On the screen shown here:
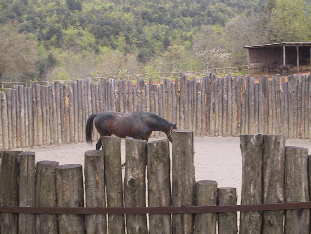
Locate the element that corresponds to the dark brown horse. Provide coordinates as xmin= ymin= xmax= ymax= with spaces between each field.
xmin=86 ymin=111 xmax=177 ymax=150
xmin=280 ymin=64 xmax=294 ymax=75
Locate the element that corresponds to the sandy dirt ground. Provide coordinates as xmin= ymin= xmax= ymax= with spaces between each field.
xmin=16 ymin=136 xmax=311 ymax=205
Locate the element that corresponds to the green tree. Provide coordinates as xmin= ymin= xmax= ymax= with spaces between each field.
xmin=0 ymin=23 xmax=37 ymax=83
xmin=265 ymin=0 xmax=310 ymax=42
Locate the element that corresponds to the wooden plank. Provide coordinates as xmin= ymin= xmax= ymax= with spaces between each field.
xmin=218 ymin=187 xmax=238 ymax=234
xmin=147 ymin=140 xmax=171 ymax=234
xmin=285 ymin=147 xmax=309 ymax=233
xmin=18 ymin=85 xmax=26 ymax=147
xmin=35 ymin=161 xmax=59 ymax=233
xmin=258 ymin=78 xmax=264 ymax=134
xmin=218 ymin=78 xmax=223 ymax=136
xmin=227 ymin=75 xmax=233 ymax=136
xmin=11 ymin=89 xmax=17 ymax=149
xmin=172 ymin=130 xmax=195 ymax=234
xmin=254 ymin=83 xmax=259 ymax=133
xmin=84 ymin=150 xmax=107 ymax=234
xmin=40 ymin=85 xmax=47 ymax=145
xmin=303 ymin=75 xmax=309 ymax=138
xmin=249 ymin=77 xmax=255 ymax=134
xmin=77 ymin=80 xmax=83 ymax=142
xmin=210 ymin=77 xmax=216 ymax=136
xmin=194 ymin=180 xmax=218 ymax=234
xmin=240 ymin=134 xmax=263 ymax=233
xmin=262 ymin=135 xmax=285 ymax=233
xmin=223 ymin=76 xmax=228 ymax=135
xmin=287 ymin=76 xmax=294 ymax=138
xmin=6 ymin=89 xmax=12 ymax=149
xmin=196 ymin=79 xmax=202 ymax=136
xmin=18 ymin=152 xmax=36 ymax=234
xmin=1 ymin=92 xmax=9 ymax=149
xmin=231 ymin=76 xmax=237 ymax=136
xmin=68 ymin=84 xmax=75 ymax=142
xmin=102 ymin=137 xmax=125 ymax=234
xmin=124 ymin=138 xmax=148 ymax=233
xmin=0 ymin=151 xmax=22 ymax=234
xmin=297 ymin=76 xmax=303 ymax=138
xmin=240 ymin=78 xmax=246 ymax=135
xmin=56 ymin=164 xmax=85 ymax=233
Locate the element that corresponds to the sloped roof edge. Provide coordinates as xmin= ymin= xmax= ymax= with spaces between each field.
xmin=244 ymin=42 xmax=311 ymax=49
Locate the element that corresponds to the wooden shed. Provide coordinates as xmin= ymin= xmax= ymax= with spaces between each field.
xmin=244 ymin=42 xmax=311 ymax=74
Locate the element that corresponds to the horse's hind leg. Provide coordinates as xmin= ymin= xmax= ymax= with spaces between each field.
xmin=96 ymin=138 xmax=102 ymax=150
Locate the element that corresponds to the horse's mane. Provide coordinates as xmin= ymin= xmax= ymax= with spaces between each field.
xmin=135 ymin=111 xmax=173 ymax=128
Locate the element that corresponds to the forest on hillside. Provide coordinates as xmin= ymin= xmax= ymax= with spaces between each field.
xmin=0 ymin=0 xmax=311 ymax=82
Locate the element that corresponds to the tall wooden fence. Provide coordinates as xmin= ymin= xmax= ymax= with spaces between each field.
xmin=0 ymin=132 xmax=310 ymax=233
xmin=1 ymin=73 xmax=311 ymax=149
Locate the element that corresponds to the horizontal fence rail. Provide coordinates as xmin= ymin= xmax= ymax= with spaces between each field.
xmin=1 ymin=73 xmax=311 ymax=149
xmin=1 ymin=202 xmax=311 ymax=214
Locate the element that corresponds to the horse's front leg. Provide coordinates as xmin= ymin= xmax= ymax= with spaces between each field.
xmin=96 ymin=138 xmax=102 ymax=150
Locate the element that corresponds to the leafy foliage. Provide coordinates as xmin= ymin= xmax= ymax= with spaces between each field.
xmin=0 ymin=0 xmax=311 ymax=81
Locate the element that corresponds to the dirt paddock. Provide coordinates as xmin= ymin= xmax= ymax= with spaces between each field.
xmin=16 ymin=136 xmax=311 ymax=205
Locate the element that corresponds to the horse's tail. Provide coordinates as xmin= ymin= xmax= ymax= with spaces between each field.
xmin=86 ymin=114 xmax=97 ymax=144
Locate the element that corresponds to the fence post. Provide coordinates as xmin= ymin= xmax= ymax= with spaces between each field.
xmin=102 ymin=136 xmax=125 ymax=234
xmin=0 ymin=151 xmax=22 ymax=234
xmin=218 ymin=187 xmax=237 ymax=234
xmin=262 ymin=135 xmax=285 ymax=234
xmin=194 ymin=180 xmax=218 ymax=234
xmin=18 ymin=151 xmax=36 ymax=234
xmin=35 ymin=161 xmax=59 ymax=234
xmin=240 ymin=134 xmax=263 ymax=234
xmin=284 ymin=147 xmax=309 ymax=233
xmin=147 ymin=139 xmax=171 ymax=234
xmin=84 ymin=150 xmax=107 ymax=234
xmin=124 ymin=137 xmax=148 ymax=234
xmin=56 ymin=164 xmax=85 ymax=234
xmin=172 ymin=129 xmax=195 ymax=234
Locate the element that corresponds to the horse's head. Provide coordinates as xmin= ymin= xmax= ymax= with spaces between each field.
xmin=167 ymin=124 xmax=177 ymax=142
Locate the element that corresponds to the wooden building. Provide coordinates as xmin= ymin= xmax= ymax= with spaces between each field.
xmin=244 ymin=42 xmax=311 ymax=74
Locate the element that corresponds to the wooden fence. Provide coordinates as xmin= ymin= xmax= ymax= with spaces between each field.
xmin=1 ymin=73 xmax=311 ymax=149
xmin=0 ymin=132 xmax=310 ymax=233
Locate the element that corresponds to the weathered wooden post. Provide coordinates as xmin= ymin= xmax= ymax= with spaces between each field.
xmin=56 ymin=164 xmax=85 ymax=234
xmin=36 ymin=160 xmax=59 ymax=234
xmin=124 ymin=137 xmax=148 ymax=234
xmin=0 ymin=151 xmax=22 ymax=234
xmin=218 ymin=187 xmax=237 ymax=234
xmin=284 ymin=147 xmax=309 ymax=233
xmin=18 ymin=152 xmax=36 ymax=234
xmin=84 ymin=150 xmax=107 ymax=234
xmin=194 ymin=180 xmax=218 ymax=234
xmin=262 ymin=135 xmax=285 ymax=234
xmin=102 ymin=136 xmax=125 ymax=234
xmin=172 ymin=129 xmax=195 ymax=234
xmin=147 ymin=139 xmax=171 ymax=234
xmin=240 ymin=134 xmax=263 ymax=234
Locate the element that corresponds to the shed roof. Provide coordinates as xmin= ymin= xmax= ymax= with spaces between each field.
xmin=244 ymin=42 xmax=311 ymax=49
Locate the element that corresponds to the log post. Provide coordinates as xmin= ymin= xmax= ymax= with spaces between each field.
xmin=194 ymin=180 xmax=218 ymax=234
xmin=124 ymin=137 xmax=148 ymax=234
xmin=102 ymin=136 xmax=125 ymax=234
xmin=35 ymin=161 xmax=59 ymax=234
xmin=18 ymin=152 xmax=36 ymax=234
xmin=284 ymin=147 xmax=309 ymax=233
xmin=147 ymin=139 xmax=171 ymax=234
xmin=240 ymin=134 xmax=263 ymax=234
xmin=84 ymin=150 xmax=107 ymax=234
xmin=0 ymin=151 xmax=22 ymax=234
xmin=217 ymin=187 xmax=237 ymax=234
xmin=56 ymin=164 xmax=85 ymax=234
xmin=262 ymin=135 xmax=285 ymax=234
xmin=172 ymin=130 xmax=195 ymax=234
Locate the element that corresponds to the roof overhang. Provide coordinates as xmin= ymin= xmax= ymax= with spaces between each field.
xmin=244 ymin=42 xmax=311 ymax=49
